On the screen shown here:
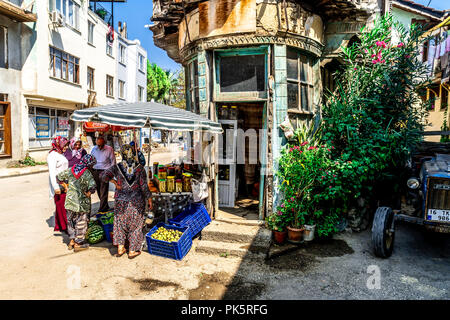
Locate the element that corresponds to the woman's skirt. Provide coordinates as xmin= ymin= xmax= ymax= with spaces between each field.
xmin=113 ymin=199 xmax=146 ymax=252
xmin=53 ymin=193 xmax=68 ymax=232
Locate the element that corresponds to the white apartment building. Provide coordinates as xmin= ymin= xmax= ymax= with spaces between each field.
xmin=0 ymin=0 xmax=148 ymax=165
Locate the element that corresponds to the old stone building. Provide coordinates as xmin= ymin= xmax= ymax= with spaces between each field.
xmin=149 ymin=0 xmax=388 ymax=218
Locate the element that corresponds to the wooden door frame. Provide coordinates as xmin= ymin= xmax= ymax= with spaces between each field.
xmin=0 ymin=101 xmax=11 ymax=157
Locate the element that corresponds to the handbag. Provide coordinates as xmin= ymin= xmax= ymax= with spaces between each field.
xmin=191 ymin=170 xmax=209 ymax=202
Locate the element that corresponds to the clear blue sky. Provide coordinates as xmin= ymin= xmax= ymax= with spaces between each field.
xmin=112 ymin=0 xmax=182 ymax=73
xmin=414 ymin=0 xmax=449 ymax=11
xmin=111 ymin=0 xmax=449 ymax=73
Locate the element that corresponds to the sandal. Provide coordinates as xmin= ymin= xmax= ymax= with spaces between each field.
xmin=115 ymin=247 xmax=127 ymax=257
xmin=73 ymin=243 xmax=89 ymax=252
xmin=68 ymin=240 xmax=75 ymax=250
xmin=128 ymin=251 xmax=141 ymax=259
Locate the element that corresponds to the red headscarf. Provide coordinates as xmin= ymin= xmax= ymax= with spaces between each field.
xmin=49 ymin=136 xmax=69 ymax=154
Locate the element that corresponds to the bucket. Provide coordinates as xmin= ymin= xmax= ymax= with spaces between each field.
xmin=303 ymin=224 xmax=315 ymax=242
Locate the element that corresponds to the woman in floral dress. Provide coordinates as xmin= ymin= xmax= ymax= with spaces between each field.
xmin=57 ymin=154 xmax=97 ymax=252
xmin=100 ymin=144 xmax=151 ymax=259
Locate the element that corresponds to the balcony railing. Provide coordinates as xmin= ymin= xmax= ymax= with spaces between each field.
xmin=89 ymin=2 xmax=112 ymax=25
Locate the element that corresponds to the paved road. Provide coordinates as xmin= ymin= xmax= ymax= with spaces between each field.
xmin=0 ymin=170 xmax=448 ymax=299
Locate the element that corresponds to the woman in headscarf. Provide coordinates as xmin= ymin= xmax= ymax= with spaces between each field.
xmin=100 ymin=144 xmax=151 ymax=259
xmin=47 ymin=136 xmax=70 ymax=233
xmin=65 ymin=137 xmax=87 ymax=168
xmin=57 ymin=154 xmax=97 ymax=252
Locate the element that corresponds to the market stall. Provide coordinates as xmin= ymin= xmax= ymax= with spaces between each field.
xmin=71 ymin=102 xmax=222 ymax=258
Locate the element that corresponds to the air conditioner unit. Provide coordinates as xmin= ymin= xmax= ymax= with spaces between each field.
xmin=50 ymin=11 xmax=65 ymax=27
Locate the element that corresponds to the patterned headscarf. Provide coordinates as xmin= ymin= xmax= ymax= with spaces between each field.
xmin=72 ymin=154 xmax=97 ymax=179
xmin=49 ymin=136 xmax=69 ymax=154
xmin=120 ymin=144 xmax=138 ymax=177
xmin=69 ymin=137 xmax=84 ymax=159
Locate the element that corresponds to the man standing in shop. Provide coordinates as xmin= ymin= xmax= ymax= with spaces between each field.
xmin=91 ymin=136 xmax=116 ymax=213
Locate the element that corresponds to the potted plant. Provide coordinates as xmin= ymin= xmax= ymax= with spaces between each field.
xmin=266 ymin=213 xmax=287 ymax=245
xmin=286 ymin=211 xmax=305 ymax=243
xmin=303 ymin=216 xmax=316 ymax=242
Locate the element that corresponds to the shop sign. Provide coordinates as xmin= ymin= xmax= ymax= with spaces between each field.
xmin=58 ymin=117 xmax=69 ymax=130
xmin=36 ymin=116 xmax=50 ymax=138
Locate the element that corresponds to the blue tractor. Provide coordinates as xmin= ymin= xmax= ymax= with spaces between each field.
xmin=372 ymin=153 xmax=450 ymax=258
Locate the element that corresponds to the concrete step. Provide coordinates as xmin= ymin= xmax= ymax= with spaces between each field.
xmin=195 ymin=240 xmax=267 ymax=258
xmin=201 ymin=220 xmax=268 ymax=244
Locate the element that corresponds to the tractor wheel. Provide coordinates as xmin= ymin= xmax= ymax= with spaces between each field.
xmin=372 ymin=207 xmax=395 ymax=258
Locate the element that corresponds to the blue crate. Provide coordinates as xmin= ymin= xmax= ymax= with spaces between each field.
xmin=102 ymin=223 xmax=113 ymax=243
xmin=168 ymin=203 xmax=211 ymax=239
xmin=145 ymin=222 xmax=192 ymax=260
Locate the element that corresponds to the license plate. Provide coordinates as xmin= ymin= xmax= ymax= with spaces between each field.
xmin=427 ymin=209 xmax=450 ymax=222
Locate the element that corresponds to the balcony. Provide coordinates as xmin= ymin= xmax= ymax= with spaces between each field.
xmin=89 ymin=2 xmax=112 ymax=25
xmin=0 ymin=0 xmax=36 ymax=22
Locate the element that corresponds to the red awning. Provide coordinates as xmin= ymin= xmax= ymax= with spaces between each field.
xmin=83 ymin=122 xmax=136 ymax=132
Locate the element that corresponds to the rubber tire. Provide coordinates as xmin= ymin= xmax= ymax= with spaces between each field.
xmin=372 ymin=207 xmax=395 ymax=258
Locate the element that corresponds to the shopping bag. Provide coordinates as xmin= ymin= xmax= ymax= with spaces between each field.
xmin=191 ymin=171 xmax=209 ymax=202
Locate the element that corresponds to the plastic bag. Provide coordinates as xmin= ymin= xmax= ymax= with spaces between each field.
xmin=191 ymin=171 xmax=209 ymax=202
xmin=279 ymin=115 xmax=295 ymax=140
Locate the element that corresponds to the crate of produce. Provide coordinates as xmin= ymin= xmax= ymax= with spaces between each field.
xmin=97 ymin=211 xmax=114 ymax=243
xmin=102 ymin=223 xmax=113 ymax=243
xmin=168 ymin=202 xmax=211 ymax=238
xmin=145 ymin=222 xmax=192 ymax=260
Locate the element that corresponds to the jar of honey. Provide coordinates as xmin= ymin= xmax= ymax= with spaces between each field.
xmin=159 ymin=179 xmax=166 ymax=193
xmin=167 ymin=176 xmax=175 ymax=193
xmin=182 ymin=173 xmax=193 ymax=192
xmin=158 ymin=167 xmax=167 ymax=180
xmin=175 ymin=179 xmax=183 ymax=193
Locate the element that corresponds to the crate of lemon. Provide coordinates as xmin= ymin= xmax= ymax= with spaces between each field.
xmin=145 ymin=222 xmax=192 ymax=260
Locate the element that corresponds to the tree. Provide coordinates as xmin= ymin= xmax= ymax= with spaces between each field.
xmin=166 ymin=69 xmax=186 ymax=109
xmin=147 ymin=61 xmax=171 ymax=103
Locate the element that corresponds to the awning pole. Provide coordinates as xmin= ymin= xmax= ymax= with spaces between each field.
xmin=148 ymin=124 xmax=152 ymax=176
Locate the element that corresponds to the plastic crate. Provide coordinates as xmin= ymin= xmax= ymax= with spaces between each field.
xmin=169 ymin=203 xmax=211 ymax=239
xmin=102 ymin=223 xmax=113 ymax=243
xmin=145 ymin=222 xmax=192 ymax=260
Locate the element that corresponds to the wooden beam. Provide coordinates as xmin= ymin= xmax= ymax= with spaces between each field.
xmin=0 ymin=0 xmax=37 ymax=22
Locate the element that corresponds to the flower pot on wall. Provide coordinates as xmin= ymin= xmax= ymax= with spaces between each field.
xmin=273 ymin=230 xmax=287 ymax=244
xmin=303 ymin=224 xmax=316 ymax=242
xmin=287 ymin=226 xmax=304 ymax=243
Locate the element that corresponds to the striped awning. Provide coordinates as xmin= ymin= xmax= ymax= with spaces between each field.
xmin=71 ymin=102 xmax=223 ymax=133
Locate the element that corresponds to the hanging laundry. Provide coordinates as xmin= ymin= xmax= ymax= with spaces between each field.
xmin=427 ymin=38 xmax=437 ymax=76
xmin=440 ymin=31 xmax=447 ymax=57
xmin=441 ymin=52 xmax=449 ymax=84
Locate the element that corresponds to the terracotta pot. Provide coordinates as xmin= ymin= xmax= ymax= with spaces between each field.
xmin=287 ymin=226 xmax=305 ymax=242
xmin=273 ymin=230 xmax=287 ymax=244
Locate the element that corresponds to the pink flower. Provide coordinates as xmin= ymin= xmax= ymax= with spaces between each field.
xmin=327 ymin=148 xmax=331 ymax=152
xmin=381 ymin=59 xmax=385 ymax=63
xmin=376 ymin=41 xmax=387 ymax=48
xmin=397 ymin=42 xmax=404 ymax=48
xmin=301 ymin=141 xmax=308 ymax=146
xmin=290 ymin=197 xmax=294 ymax=201
xmin=405 ymin=55 xmax=411 ymax=58
xmin=277 ymin=211 xmax=282 ymax=216
xmin=371 ymin=54 xmax=376 ymax=58
xmin=364 ymin=49 xmax=368 ymax=53
xmin=321 ymin=176 xmax=324 ymax=179
xmin=333 ymin=175 xmax=336 ymax=178
xmin=329 ymin=186 xmax=332 ymax=189
xmin=372 ymin=60 xmax=378 ymax=64
xmin=281 ymin=203 xmax=285 ymax=208
xmin=354 ymin=67 xmax=357 ymax=71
